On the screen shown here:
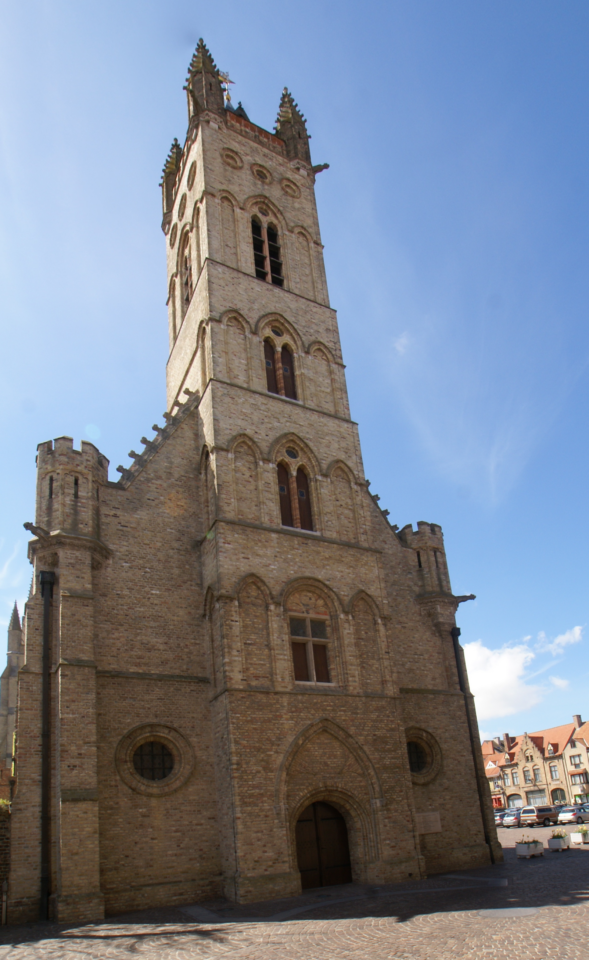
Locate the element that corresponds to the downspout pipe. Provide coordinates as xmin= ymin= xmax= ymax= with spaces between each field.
xmin=39 ymin=570 xmax=55 ymax=921
xmin=450 ymin=626 xmax=496 ymax=864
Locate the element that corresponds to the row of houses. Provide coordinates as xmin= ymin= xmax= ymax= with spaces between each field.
xmin=483 ymin=715 xmax=589 ymax=809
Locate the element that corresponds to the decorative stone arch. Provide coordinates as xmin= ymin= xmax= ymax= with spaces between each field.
xmin=327 ymin=459 xmax=358 ymax=484
xmin=280 ymin=578 xmax=346 ymax=685
xmin=256 ymin=315 xmax=305 ymax=403
xmin=280 ymin=576 xmax=344 ymax=616
xmin=235 ymin=573 xmax=274 ymax=688
xmin=346 ymin=589 xmax=382 ymax=619
xmin=167 ymin=274 xmax=179 ymax=342
xmin=217 ymin=188 xmax=243 ymax=210
xmin=191 ymin=200 xmax=204 ymax=276
xmin=308 ymin=340 xmax=336 ymax=363
xmin=256 ymin=313 xmax=303 ymax=354
xmin=199 ymin=444 xmax=217 ymax=533
xmin=220 ymin=309 xmax=253 ymax=336
xmin=275 ymin=718 xmax=384 ymax=876
xmin=269 ymin=433 xmax=322 ymax=476
xmin=202 ymin=586 xmax=218 ymax=688
xmin=217 ymin=191 xmax=240 ymax=270
xmin=292 ymin=225 xmax=318 ymax=300
xmin=235 ymin=572 xmax=274 ymax=605
xmin=227 ymin=432 xmax=263 ymax=460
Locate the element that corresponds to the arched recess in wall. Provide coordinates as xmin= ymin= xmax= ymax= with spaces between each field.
xmin=199 ymin=324 xmax=209 ymax=394
xmin=232 ymin=439 xmax=261 ymax=523
xmin=295 ymin=229 xmax=316 ymax=300
xmin=330 ymin=464 xmax=357 ymax=542
xmin=203 ymin=587 xmax=220 ymax=689
xmin=310 ymin=346 xmax=335 ymax=413
xmin=220 ymin=194 xmax=238 ymax=269
xmin=237 ymin=576 xmax=273 ymax=686
xmin=350 ymin=593 xmax=383 ymax=694
xmin=225 ymin=314 xmax=249 ymax=386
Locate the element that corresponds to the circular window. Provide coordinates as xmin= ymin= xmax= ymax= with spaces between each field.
xmin=178 ymin=193 xmax=187 ymax=220
xmin=281 ymin=178 xmax=301 ymax=198
xmin=271 ymin=326 xmax=283 ymax=337
xmin=405 ymin=727 xmax=442 ymax=785
xmin=187 ymin=161 xmax=197 ymax=189
xmin=133 ymin=741 xmax=174 ymax=781
xmin=286 ymin=447 xmax=298 ymax=459
xmin=407 ymin=740 xmax=429 ymax=773
xmin=252 ymin=163 xmax=272 ymax=184
xmin=169 ymin=223 xmax=178 ymax=248
xmin=115 ymin=723 xmax=194 ymax=797
xmin=221 ymin=148 xmax=243 ymax=169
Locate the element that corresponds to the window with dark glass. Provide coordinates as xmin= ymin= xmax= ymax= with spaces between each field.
xmin=407 ymin=740 xmax=428 ymax=773
xmin=290 ymin=615 xmax=331 ymax=683
xmin=296 ymin=467 xmax=313 ymax=530
xmin=48 ymin=475 xmax=53 ymax=499
xmin=251 ymin=218 xmax=284 ymax=287
xmin=267 ymin=224 xmax=284 ymax=286
xmin=277 ymin=462 xmax=294 ymax=527
xmin=133 ymin=741 xmax=174 ymax=781
xmin=181 ymin=234 xmax=194 ymax=313
xmin=264 ymin=339 xmax=278 ymax=394
xmin=281 ymin=345 xmax=297 ymax=399
xmin=251 ymin=217 xmax=267 ymax=280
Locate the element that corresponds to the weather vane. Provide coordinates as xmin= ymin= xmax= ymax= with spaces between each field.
xmin=218 ymin=71 xmax=235 ymax=104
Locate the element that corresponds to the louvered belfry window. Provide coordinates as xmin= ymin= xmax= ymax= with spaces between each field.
xmin=251 ymin=217 xmax=284 ymax=287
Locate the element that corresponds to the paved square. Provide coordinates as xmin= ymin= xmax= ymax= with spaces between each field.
xmin=1 ymin=827 xmax=588 ymax=959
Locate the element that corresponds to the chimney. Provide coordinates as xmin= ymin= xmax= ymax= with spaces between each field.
xmin=573 ymin=714 xmax=582 ymax=729
xmin=503 ymin=733 xmax=511 ymax=751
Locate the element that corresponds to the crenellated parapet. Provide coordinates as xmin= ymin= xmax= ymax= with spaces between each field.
xmin=35 ymin=436 xmax=109 ymax=541
xmin=398 ymin=521 xmax=452 ymax=596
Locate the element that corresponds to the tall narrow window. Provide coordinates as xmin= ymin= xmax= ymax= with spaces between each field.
xmin=264 ymin=339 xmax=279 ymax=394
xmin=48 ymin=476 xmax=53 ymax=499
xmin=533 ymin=766 xmax=540 ymax=782
xmin=251 ymin=217 xmax=284 ymax=287
xmin=267 ymin=224 xmax=283 ymax=286
xmin=289 ymin=615 xmax=331 ymax=683
xmin=277 ymin=463 xmax=294 ymax=527
xmin=281 ymin=345 xmax=297 ymax=399
xmin=296 ymin=468 xmax=313 ymax=531
xmin=73 ymin=476 xmax=79 ymax=499
xmin=251 ymin=218 xmax=267 ymax=280
xmin=180 ymin=233 xmax=193 ymax=315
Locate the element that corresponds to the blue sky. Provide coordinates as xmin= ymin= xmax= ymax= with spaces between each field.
xmin=1 ymin=0 xmax=587 ymax=740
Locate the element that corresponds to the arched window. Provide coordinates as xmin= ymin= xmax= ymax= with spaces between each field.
xmin=251 ymin=217 xmax=284 ymax=286
xmin=180 ymin=233 xmax=193 ymax=315
xmin=264 ymin=339 xmax=279 ymax=394
xmin=296 ymin=467 xmax=313 ymax=531
xmin=169 ymin=279 xmax=177 ymax=340
xmin=551 ymin=788 xmax=566 ymax=804
xmin=277 ymin=463 xmax=294 ymax=527
xmin=281 ymin=345 xmax=297 ymax=400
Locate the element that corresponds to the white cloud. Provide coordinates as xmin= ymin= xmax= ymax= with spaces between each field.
xmin=550 ymin=676 xmax=569 ymax=690
xmin=537 ymin=626 xmax=583 ymax=657
xmin=463 ymin=639 xmax=543 ymax=721
xmin=393 ymin=332 xmax=409 ymax=355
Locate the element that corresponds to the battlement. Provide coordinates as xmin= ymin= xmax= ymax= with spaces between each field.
xmin=36 ymin=437 xmax=109 ymax=479
xmin=398 ymin=521 xmax=444 ymax=548
xmin=34 ymin=437 xmax=109 ymax=539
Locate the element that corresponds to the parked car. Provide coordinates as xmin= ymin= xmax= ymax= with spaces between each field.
xmin=557 ymin=804 xmax=589 ymax=825
xmin=518 ymin=805 xmax=560 ymax=827
xmin=494 ymin=810 xmax=509 ymax=825
xmin=502 ymin=808 xmax=522 ymax=828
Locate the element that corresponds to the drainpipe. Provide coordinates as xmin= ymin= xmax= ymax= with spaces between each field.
xmin=451 ymin=626 xmax=496 ymax=864
xmin=39 ymin=570 xmax=55 ymax=921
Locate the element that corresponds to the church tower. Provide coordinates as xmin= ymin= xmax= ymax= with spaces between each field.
xmin=8 ymin=41 xmax=500 ymax=923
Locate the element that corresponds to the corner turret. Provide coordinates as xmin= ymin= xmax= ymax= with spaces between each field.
xmin=160 ymin=138 xmax=183 ymax=231
xmin=398 ymin=521 xmax=452 ymax=595
xmin=274 ymin=88 xmax=311 ymax=164
xmin=34 ymin=437 xmax=109 ymax=541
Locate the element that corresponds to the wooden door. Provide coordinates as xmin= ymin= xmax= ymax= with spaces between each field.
xmin=295 ymin=801 xmax=352 ymax=889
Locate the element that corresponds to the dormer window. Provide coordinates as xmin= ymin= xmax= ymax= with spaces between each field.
xmin=547 ymin=744 xmax=554 ymax=755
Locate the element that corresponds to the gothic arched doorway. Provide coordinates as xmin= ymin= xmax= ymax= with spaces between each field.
xmin=295 ymin=801 xmax=352 ymax=889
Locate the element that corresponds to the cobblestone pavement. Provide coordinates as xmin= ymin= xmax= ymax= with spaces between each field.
xmin=1 ymin=826 xmax=588 ymax=959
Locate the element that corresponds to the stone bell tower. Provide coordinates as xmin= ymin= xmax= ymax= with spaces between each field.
xmin=9 ymin=39 xmax=499 ymax=924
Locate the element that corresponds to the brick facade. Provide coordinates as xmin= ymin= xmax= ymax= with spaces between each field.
xmin=7 ymin=40 xmax=501 ymax=924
